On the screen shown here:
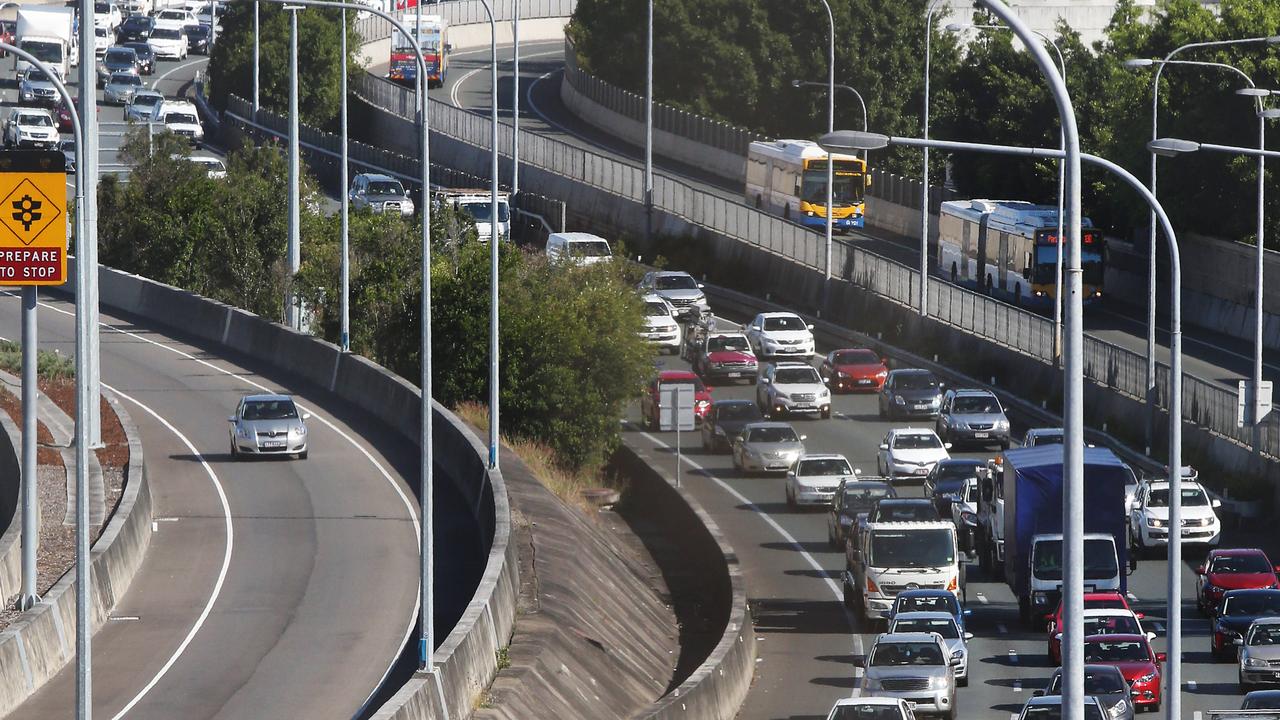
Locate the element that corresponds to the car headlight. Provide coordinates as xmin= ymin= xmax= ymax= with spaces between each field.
xmin=819 ymin=388 xmax=829 ymax=398
xmin=1147 ymin=517 xmax=1166 ymax=528
xmin=1246 ymin=656 xmax=1270 ymax=668
xmin=950 ymin=649 xmax=964 ymax=662
xmin=952 ymin=421 xmax=968 ymax=430
xmin=237 ymin=426 xmax=252 ymax=439
xmin=927 ymin=674 xmax=948 ymax=689
xmin=996 ymin=419 xmax=1010 ymax=429
xmin=290 ymin=425 xmax=305 ymax=436
xmin=894 ymin=395 xmax=906 ymax=405
xmin=1108 ymin=699 xmax=1129 ymax=719
xmin=695 ymin=400 xmax=709 ymax=410
xmin=837 ymin=371 xmax=849 ymax=378
xmin=1205 ymin=584 xmax=1222 ymax=594
xmin=876 ymin=370 xmax=887 ymax=378
xmin=1134 ymin=670 xmax=1157 ymax=685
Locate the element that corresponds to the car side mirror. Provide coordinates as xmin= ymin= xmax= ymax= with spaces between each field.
xmin=1274 ymin=564 xmax=1280 ymax=575
xmin=879 ymin=443 xmax=888 ymax=451
xmin=732 ymin=435 xmax=744 ymax=444
xmin=944 ymin=442 xmax=953 ymax=450
xmin=1195 ymin=565 xmax=1205 ymax=575
xmin=761 ymin=377 xmax=770 ymax=384
xmin=1211 ymin=498 xmax=1222 ymax=508
xmin=697 ymin=282 xmax=705 ymax=289
xmin=1156 ymin=652 xmax=1168 ymax=662
xmin=963 ymin=632 xmax=974 ymax=640
xmin=962 ymin=608 xmax=972 ymax=616
xmin=806 ymin=323 xmax=815 ymax=330
xmin=853 ymin=656 xmax=865 ymax=668
xmin=881 ymin=357 xmax=889 ymax=365
xmin=1135 ymin=612 xmax=1145 ymax=620
xmin=302 ymin=412 xmax=312 ymax=420
xmin=822 ymin=377 xmax=829 ymax=384
xmin=1234 ymin=638 xmax=1244 ymax=646
xmin=444 ymin=42 xmax=453 ymax=52
xmin=800 ymin=435 xmax=808 ymax=441
xmin=227 ymin=415 xmax=237 ymax=423
xmin=1147 ymin=632 xmax=1157 ymax=642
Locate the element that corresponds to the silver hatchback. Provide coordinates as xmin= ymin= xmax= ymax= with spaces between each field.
xmin=935 ymin=388 xmax=1011 ymax=449
xmin=730 ymin=421 xmax=806 ymax=474
xmin=228 ymin=394 xmax=310 ymax=459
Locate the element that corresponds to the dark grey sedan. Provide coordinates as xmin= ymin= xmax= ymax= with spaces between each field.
xmin=1036 ymin=665 xmax=1133 ymax=720
xmin=229 ymin=394 xmax=310 ymax=459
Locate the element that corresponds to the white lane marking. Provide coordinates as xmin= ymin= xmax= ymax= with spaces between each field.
xmin=25 ymin=295 xmax=421 ymax=713
xmin=1186 ymin=680 xmax=1196 ymax=691
xmin=1007 ymin=649 xmax=1018 ymax=664
xmin=105 ymin=382 xmax=233 ymax=720
xmin=977 ymin=592 xmax=989 ymax=604
xmin=636 ymin=427 xmax=863 ymax=680
xmin=1013 ymin=679 xmax=1022 ymax=692
xmin=447 ymin=48 xmax=562 ymax=109
xmin=1194 ymin=712 xmax=1203 ymax=720
xmin=151 ymin=57 xmax=208 ymax=91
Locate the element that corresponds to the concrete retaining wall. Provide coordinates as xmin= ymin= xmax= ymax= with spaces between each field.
xmin=0 ymin=408 xmax=22 ymax=610
xmin=0 ymin=387 xmax=150 ymax=717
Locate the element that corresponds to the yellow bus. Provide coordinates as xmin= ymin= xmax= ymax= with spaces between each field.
xmin=745 ymin=139 xmax=869 ymax=230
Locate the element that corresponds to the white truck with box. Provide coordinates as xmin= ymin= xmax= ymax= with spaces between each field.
xmin=843 ymin=519 xmax=963 ymax=625
xmin=16 ymin=7 xmax=78 ymax=80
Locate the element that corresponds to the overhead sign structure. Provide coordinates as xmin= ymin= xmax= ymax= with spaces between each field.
xmin=0 ymin=150 xmax=67 ymax=286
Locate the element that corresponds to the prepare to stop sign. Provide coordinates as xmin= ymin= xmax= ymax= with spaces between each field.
xmin=0 ymin=151 xmax=67 ymax=286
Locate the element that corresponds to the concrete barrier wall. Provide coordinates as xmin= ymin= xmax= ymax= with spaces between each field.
xmin=0 ymin=387 xmax=150 ymax=716
xmin=0 ymin=408 xmax=22 ymax=609
xmin=64 ymin=259 xmax=516 ymax=720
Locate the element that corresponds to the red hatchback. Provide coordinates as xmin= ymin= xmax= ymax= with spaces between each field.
xmin=1083 ymin=633 xmax=1166 ymax=712
xmin=1046 ymin=592 xmax=1141 ymax=660
xmin=819 ymin=348 xmax=889 ymax=393
xmin=640 ymin=371 xmax=712 ymax=429
xmin=1196 ymin=548 xmax=1280 ymax=615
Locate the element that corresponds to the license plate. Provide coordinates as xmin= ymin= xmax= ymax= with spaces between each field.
xmin=973 ymin=432 xmax=989 ymax=438
xmin=727 ymin=372 xmax=742 ymax=378
xmin=914 ymin=404 xmax=929 ymax=410
xmin=262 ymin=440 xmax=285 ymax=448
xmin=1182 ymin=528 xmax=1194 ymax=536
xmin=858 ymin=379 xmax=872 ymax=385
xmin=914 ymin=468 xmax=928 ymax=475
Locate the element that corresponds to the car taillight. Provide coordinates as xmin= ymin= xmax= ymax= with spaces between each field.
xmin=947 ymin=576 xmax=958 ymax=592
xmin=866 ymin=577 xmax=879 ymax=593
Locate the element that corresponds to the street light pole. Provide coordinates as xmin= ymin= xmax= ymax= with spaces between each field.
xmin=479 ymin=0 xmax=499 ymax=470
xmin=253 ymin=1 xmax=260 ymax=115
xmin=814 ymin=0 xmax=833 ymax=313
xmin=511 ymin=0 xmax=519 ymax=196
xmin=643 ymin=0 xmax=653 ymax=245
xmin=285 ymin=5 xmax=302 ymax=330
xmin=919 ymin=0 xmax=948 ymax=317
xmin=950 ymin=22 xmax=1065 ymax=362
xmin=340 ymin=6 xmax=350 ymax=352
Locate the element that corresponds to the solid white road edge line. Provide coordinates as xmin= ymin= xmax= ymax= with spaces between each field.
xmin=24 ymin=295 xmax=421 ymax=716
xmin=635 ymin=426 xmax=864 ymax=683
xmin=151 ymin=56 xmax=209 ymax=92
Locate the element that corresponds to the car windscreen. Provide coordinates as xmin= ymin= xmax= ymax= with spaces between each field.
xmin=892 ymin=434 xmax=941 ymax=450
xmin=654 ymin=274 xmax=697 ymax=290
xmin=894 ymin=594 xmax=955 ymax=615
xmin=165 ymin=113 xmax=198 ymax=124
xmin=1083 ymin=597 xmax=1127 ymax=611
xmin=122 ymin=17 xmax=152 ymax=30
xmin=829 ymin=706 xmax=906 ymax=720
xmin=644 ymin=301 xmax=670 ymax=317
xmin=1211 ymin=554 xmax=1274 ymax=574
xmin=568 ymin=240 xmax=610 ymax=257
xmin=459 ymin=201 xmax=510 ymax=223
xmin=1224 ymin=594 xmax=1280 ymax=617
xmin=124 ymin=44 xmax=154 ymax=57
xmin=869 ymin=641 xmax=944 ymax=666
xmin=931 ymin=477 xmax=967 ymax=496
xmin=1020 ymin=707 xmax=1105 ymax=720
xmin=1147 ymin=486 xmax=1209 ymax=507
xmin=1248 ymin=625 xmax=1280 ymax=646
xmin=774 ymin=368 xmax=820 ymax=384
xmin=1033 ymin=539 xmax=1117 ymax=581
xmin=714 ymin=404 xmax=760 ymax=422
xmin=953 ymin=395 xmax=1000 ymax=413
xmin=707 ymin=335 xmax=749 ymax=353
xmin=17 ymin=114 xmax=52 ymax=127
xmin=746 ymin=426 xmax=798 ymax=444
xmin=21 ymin=41 xmax=63 ymax=62
xmin=868 ymin=528 xmax=954 ymax=568
xmin=843 ymin=485 xmax=892 ymax=509
xmin=1029 ymin=431 xmax=1065 ymax=446
xmin=131 ymin=94 xmax=162 ymax=107
xmin=152 ymin=28 xmax=181 ymax=39
xmin=797 ymin=458 xmax=852 ymax=476
xmin=1048 ymin=669 xmax=1127 ymax=695
xmin=242 ymin=400 xmax=298 ymax=420
xmin=1083 ymin=640 xmax=1149 ymax=663
xmin=875 ymin=503 xmax=937 ymax=522
xmin=1243 ymin=694 xmax=1280 ymax=709
xmin=367 ymin=181 xmax=405 ymax=196
xmin=891 ymin=617 xmax=958 ymax=639
xmin=105 ymin=50 xmax=135 ymax=64
xmin=936 ymin=462 xmax=982 ymax=482
xmin=834 ymin=349 xmax=878 ymax=365
xmin=1081 ymin=615 xmax=1140 ymax=637
xmin=894 ymin=372 xmax=938 ymax=390
xmin=762 ymin=315 xmax=806 ymax=331
xmin=111 ymin=74 xmax=142 ymax=85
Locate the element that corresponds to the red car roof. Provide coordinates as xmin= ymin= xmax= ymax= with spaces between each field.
xmin=658 ymin=370 xmax=699 ymax=380
xmin=1209 ymin=548 xmax=1269 ymax=558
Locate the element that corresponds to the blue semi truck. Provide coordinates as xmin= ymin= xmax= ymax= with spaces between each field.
xmin=976 ymin=445 xmax=1137 ymax=628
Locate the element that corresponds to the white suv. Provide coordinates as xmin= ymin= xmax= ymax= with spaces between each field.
xmin=639 ymin=294 xmax=681 ymax=354
xmin=3 ymin=108 xmax=58 ymax=149
xmin=877 ymin=428 xmax=951 ymax=480
xmin=1129 ymin=479 xmax=1222 ymax=554
xmin=150 ymin=100 xmax=203 ymax=146
xmin=757 ymin=361 xmax=831 ymax=419
xmin=745 ymin=311 xmax=815 ymax=359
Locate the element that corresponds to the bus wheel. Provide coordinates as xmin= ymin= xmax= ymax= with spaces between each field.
xmin=755 ymin=195 xmax=762 ymax=209
xmin=1013 ymin=283 xmax=1021 ymax=306
xmin=950 ymin=263 xmax=958 ymax=283
xmin=985 ymin=275 xmax=994 ymax=295
xmin=783 ymin=205 xmax=791 ymax=220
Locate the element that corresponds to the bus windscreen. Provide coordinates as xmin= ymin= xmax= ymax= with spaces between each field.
xmin=801 ymin=169 xmax=864 ymax=206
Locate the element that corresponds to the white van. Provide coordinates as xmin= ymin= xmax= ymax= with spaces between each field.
xmin=546 ymin=232 xmax=612 ymax=266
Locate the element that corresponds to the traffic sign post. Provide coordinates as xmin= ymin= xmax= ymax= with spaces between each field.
xmin=663 ymin=383 xmax=696 ymax=487
xmin=1238 ymin=379 xmax=1273 ymax=426
xmin=0 ymin=150 xmax=67 ymax=615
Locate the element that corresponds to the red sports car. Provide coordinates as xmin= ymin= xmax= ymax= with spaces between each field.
xmin=1084 ymin=633 xmax=1166 ymax=712
xmin=1196 ymin=548 xmax=1280 ymax=615
xmin=640 ymin=370 xmax=713 ymax=429
xmin=819 ymin=348 xmax=888 ymax=392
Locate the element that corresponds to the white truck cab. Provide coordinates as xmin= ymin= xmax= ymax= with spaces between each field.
xmin=1026 ymin=532 xmax=1123 ymax=620
xmin=437 ymin=189 xmax=510 ymax=242
xmin=844 ymin=520 xmax=962 ymax=624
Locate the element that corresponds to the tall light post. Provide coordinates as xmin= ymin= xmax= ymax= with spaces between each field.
xmin=253 ymin=1 xmax=260 ymax=115
xmin=643 ymin=0 xmax=653 ymax=245
xmin=340 ymin=6 xmax=350 ymax=352
xmin=919 ymin=0 xmax=949 ymax=317
xmin=1126 ymin=35 xmax=1280 ymax=453
xmin=809 ymin=0 xmax=835 ymax=313
xmin=511 ymin=0 xmax=519 ymax=196
xmin=949 ymin=21 xmax=1066 ymax=363
xmin=285 ymin=4 xmax=303 ymax=330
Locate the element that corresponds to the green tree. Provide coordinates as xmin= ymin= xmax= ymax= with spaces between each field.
xmin=206 ymin=3 xmax=358 ymax=128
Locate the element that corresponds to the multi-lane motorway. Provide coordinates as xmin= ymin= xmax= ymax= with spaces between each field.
xmin=623 ymin=314 xmax=1267 ymax=719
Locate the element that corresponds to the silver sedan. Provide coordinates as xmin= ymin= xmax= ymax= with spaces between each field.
xmin=228 ymin=393 xmax=310 ymax=459
xmin=125 ymin=89 xmax=164 ymax=122
xmin=103 ymin=71 xmax=143 ymax=105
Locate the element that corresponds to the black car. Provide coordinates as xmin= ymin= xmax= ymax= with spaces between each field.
xmin=1211 ymin=589 xmax=1280 ymax=660
xmin=700 ymin=399 xmax=764 ymax=453
xmin=116 ymin=15 xmax=154 ymax=44
xmin=923 ymin=458 xmax=985 ymax=517
xmin=97 ymin=46 xmax=139 ymax=87
xmin=185 ymin=23 xmax=211 ymax=54
xmin=1036 ymin=665 xmax=1134 ymax=720
xmin=1244 ymin=689 xmax=1280 ymax=709
xmin=826 ymin=479 xmax=895 ymax=549
xmin=122 ymin=41 xmax=156 ymax=74
xmin=878 ymin=368 xmax=945 ymax=420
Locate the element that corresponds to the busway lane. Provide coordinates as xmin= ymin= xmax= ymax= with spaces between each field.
xmin=0 ymin=292 xmax=451 ymax=719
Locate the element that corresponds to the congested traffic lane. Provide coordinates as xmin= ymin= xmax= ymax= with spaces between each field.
xmin=623 ymin=313 xmax=1254 ymax=719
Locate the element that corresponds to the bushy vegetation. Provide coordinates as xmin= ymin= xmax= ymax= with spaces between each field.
xmin=569 ymin=0 xmax=1280 ymax=244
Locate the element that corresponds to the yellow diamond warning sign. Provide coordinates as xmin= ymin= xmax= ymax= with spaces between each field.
xmin=0 ymin=150 xmax=66 ymax=285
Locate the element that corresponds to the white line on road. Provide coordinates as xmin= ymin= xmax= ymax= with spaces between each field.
xmin=151 ymin=57 xmax=209 ymax=92
xmin=1013 ymin=679 xmax=1022 ymax=692
xmin=1186 ymin=680 xmax=1197 ymax=691
xmin=977 ymin=592 xmax=989 ymax=604
xmin=447 ymin=48 xmax=562 ymax=109
xmin=1007 ymin=649 xmax=1018 ymax=664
